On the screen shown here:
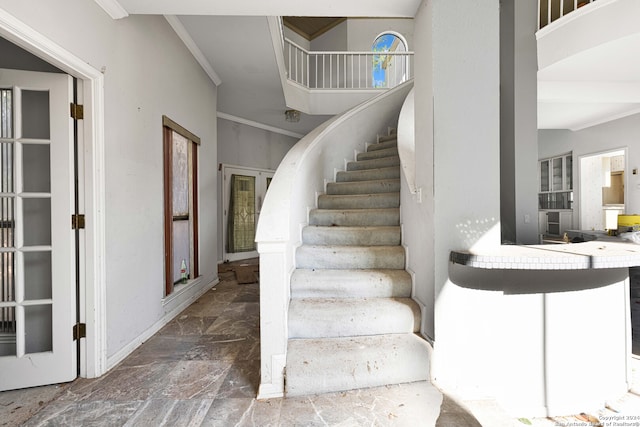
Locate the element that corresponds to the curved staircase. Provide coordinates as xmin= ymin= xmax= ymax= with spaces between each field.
xmin=285 ymin=132 xmax=430 ymax=396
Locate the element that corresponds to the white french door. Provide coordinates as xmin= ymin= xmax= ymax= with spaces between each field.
xmin=222 ymin=165 xmax=273 ymax=263
xmin=0 ymin=69 xmax=76 ymax=390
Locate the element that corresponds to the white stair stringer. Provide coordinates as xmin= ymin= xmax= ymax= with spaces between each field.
xmin=285 ymin=132 xmax=430 ymax=397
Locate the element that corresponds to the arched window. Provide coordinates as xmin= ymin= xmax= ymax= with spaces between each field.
xmin=372 ymin=32 xmax=408 ymax=88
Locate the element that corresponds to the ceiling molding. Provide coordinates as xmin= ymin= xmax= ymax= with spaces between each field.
xmin=217 ymin=112 xmax=304 ymax=139
xmin=93 ymin=0 xmax=129 ymax=19
xmin=164 ymin=15 xmax=222 ymax=86
xmin=570 ymin=105 xmax=640 ymax=131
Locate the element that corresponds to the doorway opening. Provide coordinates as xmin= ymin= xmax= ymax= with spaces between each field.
xmin=221 ymin=164 xmax=273 ymax=263
xmin=578 ymin=148 xmax=626 ymax=232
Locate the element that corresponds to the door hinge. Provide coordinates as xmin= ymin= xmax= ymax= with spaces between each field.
xmin=71 ymin=214 xmax=85 ymax=229
xmin=70 ymin=103 xmax=84 ymax=120
xmin=73 ymin=323 xmax=86 ymax=340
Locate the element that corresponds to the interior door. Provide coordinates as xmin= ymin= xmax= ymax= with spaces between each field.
xmin=0 ymin=68 xmax=76 ymax=390
xmin=223 ymin=165 xmax=274 ymax=263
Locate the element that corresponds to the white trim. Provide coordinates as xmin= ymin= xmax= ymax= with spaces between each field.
xmin=0 ymin=8 xmax=107 ymax=379
xmin=164 ymin=15 xmax=222 ymax=86
xmin=372 ymin=30 xmax=410 ymax=51
xmin=108 ymin=276 xmax=218 ymax=369
xmin=257 ymin=354 xmax=286 ymax=399
xmin=93 ymin=0 xmax=129 ymax=19
xmin=217 ymin=112 xmax=304 ymax=139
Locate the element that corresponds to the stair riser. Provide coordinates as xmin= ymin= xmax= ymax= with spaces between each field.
xmin=336 ymin=167 xmax=400 ymax=182
xmin=285 ymin=334 xmax=430 ymax=397
xmin=327 ymin=180 xmax=400 ymax=195
xmin=357 ymin=147 xmax=398 ymax=161
xmin=296 ymin=246 xmax=405 ymax=269
xmin=367 ymin=139 xmax=397 ymax=152
xmin=290 ymin=269 xmax=412 ymax=299
xmin=347 ymin=156 xmax=400 ymax=171
xmin=288 ymin=298 xmax=421 ymax=338
xmin=377 ymin=133 xmax=398 ymax=143
xmin=302 ymin=226 xmax=400 ymax=246
xmin=318 ymin=193 xmax=399 ymax=210
xmin=309 ymin=209 xmax=399 ymax=227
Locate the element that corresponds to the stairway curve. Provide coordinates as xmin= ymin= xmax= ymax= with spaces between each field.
xmin=285 ymin=133 xmax=430 ymax=397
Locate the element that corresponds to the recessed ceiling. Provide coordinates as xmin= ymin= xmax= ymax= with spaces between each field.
xmin=282 ymin=17 xmax=346 ymax=40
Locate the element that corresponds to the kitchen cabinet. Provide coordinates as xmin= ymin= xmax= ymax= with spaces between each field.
xmin=539 ymin=210 xmax=573 ymax=237
xmin=539 ymin=153 xmax=573 ymax=212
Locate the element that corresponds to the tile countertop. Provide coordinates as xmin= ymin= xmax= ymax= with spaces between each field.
xmin=450 ymin=240 xmax=640 ymax=270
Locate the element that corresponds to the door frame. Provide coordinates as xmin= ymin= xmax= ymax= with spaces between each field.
xmin=0 ymin=10 xmax=107 ymax=378
xmin=577 ymin=147 xmax=627 ymax=232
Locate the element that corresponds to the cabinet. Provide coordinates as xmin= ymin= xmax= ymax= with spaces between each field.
xmin=539 ymin=153 xmax=573 ymax=210
xmin=539 ymin=210 xmax=573 ymax=237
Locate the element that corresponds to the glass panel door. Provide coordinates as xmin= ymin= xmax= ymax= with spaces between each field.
xmin=0 ymin=68 xmax=76 ymax=391
xmin=222 ymin=165 xmax=274 ymax=263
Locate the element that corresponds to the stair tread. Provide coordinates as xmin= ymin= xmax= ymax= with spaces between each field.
xmin=346 ymin=156 xmax=400 ymax=171
xmin=318 ymin=192 xmax=400 ymax=210
xmin=291 ymin=268 xmax=412 ymax=299
xmin=367 ymin=140 xmax=397 ymax=152
xmin=289 ymin=296 xmax=421 ymax=338
xmin=285 ymin=333 xmax=430 ymax=396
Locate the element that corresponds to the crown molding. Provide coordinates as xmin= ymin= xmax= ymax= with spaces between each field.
xmin=93 ymin=0 xmax=129 ymax=19
xmin=164 ymin=15 xmax=222 ymax=86
xmin=217 ymin=112 xmax=304 ymax=139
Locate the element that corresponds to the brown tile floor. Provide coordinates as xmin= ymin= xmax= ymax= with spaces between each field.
xmin=4 ymin=262 xmax=637 ymax=426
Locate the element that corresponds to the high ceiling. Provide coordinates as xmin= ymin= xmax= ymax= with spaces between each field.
xmin=94 ymin=0 xmax=640 ymax=134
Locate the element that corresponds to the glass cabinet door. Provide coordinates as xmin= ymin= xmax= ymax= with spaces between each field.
xmin=552 ymin=157 xmax=563 ymax=191
xmin=564 ymin=155 xmax=572 ymax=190
xmin=540 ymin=160 xmax=550 ymax=192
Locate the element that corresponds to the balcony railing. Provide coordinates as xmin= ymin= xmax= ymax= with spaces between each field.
xmin=539 ymin=0 xmax=597 ymax=30
xmin=284 ymin=38 xmax=414 ymax=90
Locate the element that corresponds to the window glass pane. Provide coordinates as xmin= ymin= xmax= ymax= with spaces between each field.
xmin=1 ymin=141 xmax=14 ymax=193
xmin=22 ymin=144 xmax=50 ymax=193
xmin=23 ymin=198 xmax=51 ymax=246
xmin=228 ymin=174 xmax=256 ymax=253
xmin=21 ymin=90 xmax=49 ymax=140
xmin=0 ymin=197 xmax=15 ymax=248
xmin=0 ymin=89 xmax=12 ymax=139
xmin=25 ymin=304 xmax=52 ymax=353
xmin=24 ymin=251 xmax=52 ymax=300
xmin=0 ymin=309 xmax=16 ymax=356
xmin=172 ymin=131 xmax=189 ymax=216
xmin=172 ymin=220 xmax=190 ymax=284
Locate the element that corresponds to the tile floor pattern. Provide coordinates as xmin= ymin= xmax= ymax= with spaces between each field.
xmin=1 ymin=269 xmax=448 ymax=426
xmin=2 ymin=265 xmax=639 ymax=426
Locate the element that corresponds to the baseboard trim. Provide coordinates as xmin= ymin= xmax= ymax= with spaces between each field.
xmin=106 ymin=276 xmax=218 ymax=370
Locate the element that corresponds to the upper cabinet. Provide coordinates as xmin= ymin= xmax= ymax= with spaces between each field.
xmin=539 ymin=153 xmax=573 ymax=210
xmin=540 ymin=154 xmax=572 ymax=193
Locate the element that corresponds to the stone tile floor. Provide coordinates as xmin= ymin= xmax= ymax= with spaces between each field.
xmin=1 ymin=263 xmax=639 ymax=426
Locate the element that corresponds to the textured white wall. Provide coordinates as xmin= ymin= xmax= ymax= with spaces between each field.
xmin=431 ymin=0 xmax=503 ymax=398
xmin=0 ymin=0 xmax=219 ymax=362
